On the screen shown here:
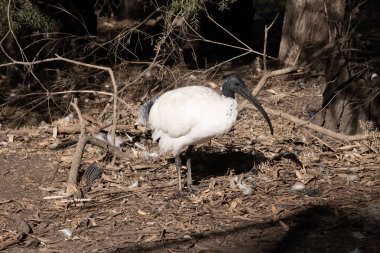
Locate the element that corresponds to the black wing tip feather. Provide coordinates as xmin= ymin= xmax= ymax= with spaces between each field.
xmin=137 ymin=97 xmax=158 ymax=126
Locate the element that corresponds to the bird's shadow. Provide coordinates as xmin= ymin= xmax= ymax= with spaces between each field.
xmin=178 ymin=147 xmax=269 ymax=183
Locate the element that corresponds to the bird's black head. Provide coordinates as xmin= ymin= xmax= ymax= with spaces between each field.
xmin=222 ymin=74 xmax=247 ymax=99
xmin=221 ymin=74 xmax=274 ymax=135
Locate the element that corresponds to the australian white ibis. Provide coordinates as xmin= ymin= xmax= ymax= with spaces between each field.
xmin=138 ymin=74 xmax=273 ymax=191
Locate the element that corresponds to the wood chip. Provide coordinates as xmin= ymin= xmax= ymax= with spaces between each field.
xmin=137 ymin=210 xmax=148 ymax=216
xmin=230 ymin=200 xmax=238 ymax=209
xmin=279 ymin=220 xmax=289 ymax=231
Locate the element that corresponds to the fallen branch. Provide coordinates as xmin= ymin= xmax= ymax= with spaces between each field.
xmin=54 ymin=124 xmax=135 ymax=134
xmin=0 ymin=125 xmax=136 ymax=161
xmin=0 ymin=238 xmax=20 ymax=251
xmin=0 ymin=125 xmax=136 ymax=136
xmin=240 ymin=64 xmax=299 ymax=111
xmin=252 ymin=65 xmax=299 ymax=96
xmin=0 ymin=128 xmax=43 ymax=136
xmin=265 ymin=107 xmax=368 ymax=141
xmin=90 ymin=180 xmax=178 ymax=198
xmin=64 ymin=102 xmax=135 ymax=195
xmin=242 ymin=66 xmax=368 ymax=142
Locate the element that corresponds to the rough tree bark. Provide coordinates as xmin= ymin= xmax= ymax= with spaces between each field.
xmin=279 ymin=0 xmax=380 ymax=134
xmin=278 ymin=0 xmax=345 ymax=66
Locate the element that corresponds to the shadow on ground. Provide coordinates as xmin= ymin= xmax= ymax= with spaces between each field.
xmin=112 ymin=204 xmax=380 ymax=253
xmin=190 ymin=148 xmax=267 ymax=179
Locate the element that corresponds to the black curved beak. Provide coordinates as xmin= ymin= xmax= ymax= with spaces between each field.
xmin=237 ymin=87 xmax=274 ymax=135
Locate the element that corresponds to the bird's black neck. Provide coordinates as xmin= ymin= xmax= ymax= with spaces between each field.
xmin=222 ymin=84 xmax=235 ymax=99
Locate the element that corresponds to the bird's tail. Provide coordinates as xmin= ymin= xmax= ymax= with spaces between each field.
xmin=137 ymin=97 xmax=158 ymax=126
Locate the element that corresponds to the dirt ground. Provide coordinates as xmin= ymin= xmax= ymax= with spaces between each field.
xmin=0 ymin=68 xmax=380 ymax=253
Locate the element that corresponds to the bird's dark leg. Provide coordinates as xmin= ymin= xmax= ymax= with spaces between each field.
xmin=174 ymin=155 xmax=182 ymax=192
xmin=185 ymin=145 xmax=194 ymax=191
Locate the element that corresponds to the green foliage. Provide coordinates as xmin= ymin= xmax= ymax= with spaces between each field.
xmin=0 ymin=0 xmax=58 ymax=38
xmin=14 ymin=1 xmax=58 ymax=33
xmin=163 ymin=0 xmax=202 ymax=29
xmin=218 ymin=0 xmax=237 ymax=11
xmin=161 ymin=0 xmax=239 ymax=30
xmin=167 ymin=0 xmax=201 ymax=17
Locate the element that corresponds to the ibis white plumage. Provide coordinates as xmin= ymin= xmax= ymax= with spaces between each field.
xmin=138 ymin=74 xmax=273 ymax=191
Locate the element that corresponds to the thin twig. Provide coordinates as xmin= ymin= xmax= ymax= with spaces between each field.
xmin=263 ymin=13 xmax=279 ymax=71
xmin=205 ymin=10 xmax=277 ymax=61
xmin=182 ymin=11 xmax=277 ymax=61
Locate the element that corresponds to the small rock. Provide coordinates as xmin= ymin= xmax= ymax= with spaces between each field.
xmin=291 ymin=182 xmax=305 ymax=192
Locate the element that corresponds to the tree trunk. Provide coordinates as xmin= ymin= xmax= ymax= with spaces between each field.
xmin=278 ymin=0 xmax=345 ymax=66
xmin=279 ymin=0 xmax=380 ymax=134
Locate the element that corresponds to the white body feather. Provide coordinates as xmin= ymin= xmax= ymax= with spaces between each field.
xmin=149 ymin=86 xmax=238 ymax=156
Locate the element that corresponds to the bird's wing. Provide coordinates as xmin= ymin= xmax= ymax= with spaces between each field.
xmin=149 ymin=88 xmax=199 ymax=139
xmin=149 ymin=86 xmax=227 ymax=140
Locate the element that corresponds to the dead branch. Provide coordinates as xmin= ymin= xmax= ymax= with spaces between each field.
xmin=51 ymin=56 xmax=118 ymax=147
xmin=249 ymin=39 xmax=347 ymax=97
xmin=240 ymin=65 xmax=299 ymax=110
xmin=252 ymin=65 xmax=300 ymax=96
xmin=0 ymin=129 xmax=43 ymax=136
xmin=0 ymin=238 xmax=20 ymax=251
xmin=263 ymin=13 xmax=279 ymax=71
xmin=204 ymin=10 xmax=277 ymax=61
xmin=90 ymin=180 xmax=178 ymax=198
xmin=87 ymin=136 xmax=135 ymax=160
xmin=66 ymin=99 xmax=87 ymax=195
xmin=265 ymin=107 xmax=368 ymax=141
xmin=0 ymin=125 xmax=134 ymax=137
xmin=178 ymin=9 xmax=279 ymax=75
xmin=242 ymin=66 xmax=368 ymax=141
xmin=0 ymin=54 xmax=119 ymax=147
